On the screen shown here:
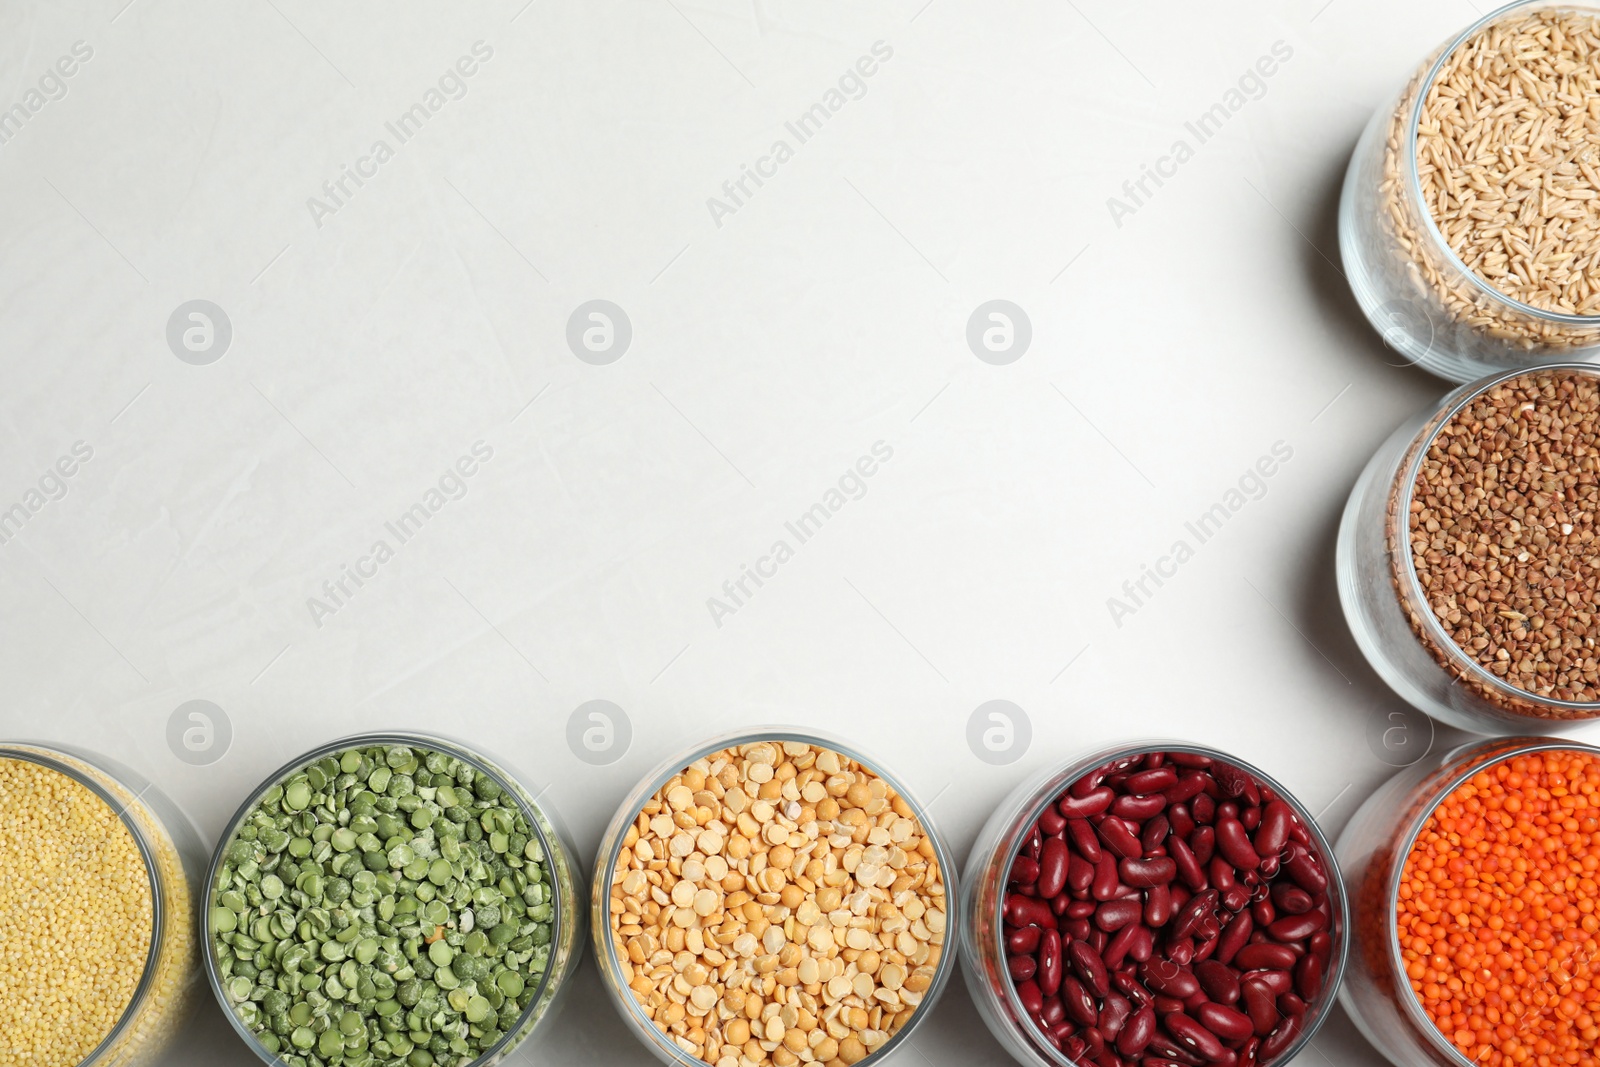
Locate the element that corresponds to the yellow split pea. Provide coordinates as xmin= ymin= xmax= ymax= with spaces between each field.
xmin=609 ymin=741 xmax=946 ymax=1067
xmin=0 ymin=758 xmax=154 ymax=1067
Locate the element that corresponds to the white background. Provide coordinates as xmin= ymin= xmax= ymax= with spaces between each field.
xmin=0 ymin=1 xmax=1555 ymax=1065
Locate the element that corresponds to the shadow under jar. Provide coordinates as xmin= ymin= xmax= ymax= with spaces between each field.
xmin=0 ymin=742 xmax=207 ymax=1067
xmin=1339 ymin=363 xmax=1600 ymax=734
xmin=592 ymin=730 xmax=959 ymax=1067
xmin=958 ymin=743 xmax=1348 ymax=1067
xmin=1336 ymin=738 xmax=1600 ymax=1067
xmin=203 ymin=733 xmax=583 ymax=1067
xmin=1340 ymin=0 xmax=1600 ymax=383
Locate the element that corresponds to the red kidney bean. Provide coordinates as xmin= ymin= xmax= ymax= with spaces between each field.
xmin=1294 ymin=953 xmax=1324 ymax=1002
xmin=1250 ymin=898 xmax=1274 ymax=927
xmin=1167 ymin=939 xmax=1196 ymax=967
xmin=1122 ymin=857 xmax=1177 ymax=888
xmin=1063 ymin=975 xmax=1100 ymax=1027
xmin=1142 ymin=1060 xmax=1194 ymax=1067
xmin=1104 ymin=923 xmax=1142 ymax=970
xmin=1114 ymin=793 xmax=1169 ymax=820
xmin=1018 ymin=979 xmax=1044 ymax=1015
xmin=1145 ymin=883 xmax=1174 ymax=928
xmin=1009 ymin=925 xmax=1043 ymax=954
xmin=1061 ymin=787 xmax=1116 ymax=819
xmin=1195 ymin=959 xmax=1240 ymax=1004
xmin=1071 ymin=938 xmax=1112 ymax=998
xmin=1216 ymin=815 xmax=1259 ymax=873
xmin=1127 ymin=767 xmax=1178 ymax=794
xmin=1038 ymin=838 xmax=1070 ymax=899
xmin=1083 ymin=1027 xmax=1107 ymax=1058
xmin=1246 ymin=969 xmax=1292 ymax=996
xmin=1153 ymin=995 xmax=1186 ymax=1016
xmin=1069 ymin=854 xmax=1098 ymax=896
xmin=1163 ymin=1013 xmax=1225 ymax=1062
xmin=1072 ymin=771 xmax=1109 ymax=798
xmin=1010 ymin=954 xmax=1038 ymax=981
xmin=1119 ymin=1004 xmax=1157 ymax=1057
xmin=1011 ymin=855 xmax=1041 ymax=886
xmin=1240 ymin=806 xmax=1260 ymax=832
xmin=1069 ymin=818 xmax=1103 ymax=862
xmin=1191 ymin=793 xmax=1216 ymax=826
xmin=1220 ymin=884 xmax=1251 ymax=913
xmin=1215 ymin=910 xmax=1252 ymax=966
xmin=1169 ymin=836 xmax=1207 ymax=891
xmin=1066 ymin=918 xmax=1093 ymax=942
xmin=1240 ymin=976 xmax=1277 ymax=1036
xmin=1043 ymin=996 xmax=1066 ymax=1026
xmin=1281 ymin=846 xmax=1327 ymax=895
xmin=1211 ymin=763 xmax=1249 ymax=799
xmin=1276 ymin=993 xmax=1306 ymax=1018
xmin=1089 ymin=928 xmax=1110 ymax=954
xmin=1257 ymin=1014 xmax=1300 ymax=1061
xmin=1253 ymin=801 xmax=1291 ymax=859
xmin=1167 ymin=752 xmax=1213 ymax=769
xmin=1191 ymin=825 xmax=1216 ymax=865
xmin=1288 ymin=820 xmax=1310 ymax=847
xmin=1100 ymin=993 xmax=1133 ymax=1039
xmin=1039 ymin=930 xmax=1064 ymax=996
xmin=1066 ymin=900 xmax=1098 ymax=920
xmin=1049 ymin=1019 xmax=1076 ymax=1044
xmin=1141 ymin=959 xmax=1200 ymax=999
xmin=1238 ymin=1038 xmax=1260 ymax=1067
xmin=1266 ymin=912 xmax=1325 ymax=943
xmin=1148 ymin=1036 xmax=1206 ymax=1066
xmin=1097 ymin=899 xmax=1143 ymax=933
xmin=1169 ymin=803 xmax=1196 ymax=838
xmin=1025 ymin=825 xmax=1042 ymax=861
xmin=1141 ymin=814 xmax=1171 ymax=854
xmin=1094 ymin=851 xmax=1123 ymax=901
xmin=1232 ymin=943 xmax=1297 ymax=972
xmin=1100 ymin=817 xmax=1144 ymax=860
xmin=1006 ymin=894 xmax=1058 ymax=929
xmin=1039 ymin=805 xmax=1067 ymax=837
xmin=1165 ymin=774 xmax=1209 ymax=806
xmin=1270 ymin=883 xmax=1312 ymax=915
xmin=1170 ymin=888 xmax=1219 ymax=942
xmin=1256 ymin=854 xmax=1279 ymax=881
xmin=1198 ymin=1003 xmax=1254 ymax=1046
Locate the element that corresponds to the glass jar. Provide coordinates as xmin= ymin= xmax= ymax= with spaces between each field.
xmin=1339 ymin=0 xmax=1600 ymax=383
xmin=957 ymin=742 xmax=1349 ymax=1067
xmin=1335 ymin=737 xmax=1599 ymax=1067
xmin=0 ymin=742 xmax=207 ymax=1067
xmin=202 ymin=732 xmax=583 ymax=1067
xmin=591 ymin=728 xmax=959 ymax=1067
xmin=1338 ymin=364 xmax=1600 ymax=733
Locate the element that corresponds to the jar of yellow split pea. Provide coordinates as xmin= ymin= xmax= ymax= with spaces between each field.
xmin=0 ymin=743 xmax=207 ymax=1067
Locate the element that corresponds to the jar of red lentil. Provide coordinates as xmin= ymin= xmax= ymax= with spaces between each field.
xmin=0 ymin=742 xmax=207 ymax=1067
xmin=1339 ymin=363 xmax=1600 ymax=734
xmin=1336 ymin=738 xmax=1600 ymax=1067
xmin=958 ymin=742 xmax=1348 ymax=1067
xmin=1340 ymin=1 xmax=1600 ymax=382
xmin=591 ymin=729 xmax=959 ymax=1067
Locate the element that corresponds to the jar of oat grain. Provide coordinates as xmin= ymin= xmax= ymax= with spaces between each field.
xmin=1342 ymin=2 xmax=1600 ymax=382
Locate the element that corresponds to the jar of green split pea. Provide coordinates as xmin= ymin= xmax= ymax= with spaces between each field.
xmin=202 ymin=733 xmax=583 ymax=1067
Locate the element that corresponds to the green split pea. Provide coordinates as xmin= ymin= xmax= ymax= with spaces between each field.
xmin=209 ymin=744 xmax=556 ymax=1067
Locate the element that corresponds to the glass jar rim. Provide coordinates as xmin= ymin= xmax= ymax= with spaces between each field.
xmin=1403 ymin=0 xmax=1600 ymax=327
xmin=983 ymin=741 xmax=1351 ymax=1067
xmin=0 ymin=744 xmax=166 ymax=1067
xmin=1381 ymin=737 xmax=1600 ymax=1067
xmin=592 ymin=726 xmax=962 ymax=1067
xmin=200 ymin=730 xmax=568 ymax=1067
xmin=1394 ymin=362 xmax=1600 ymax=713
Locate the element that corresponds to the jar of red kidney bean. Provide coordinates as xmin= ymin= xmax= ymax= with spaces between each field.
xmin=958 ymin=743 xmax=1349 ymax=1067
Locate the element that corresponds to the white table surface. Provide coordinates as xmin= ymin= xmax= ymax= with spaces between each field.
xmin=0 ymin=1 xmax=1555 ymax=1064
